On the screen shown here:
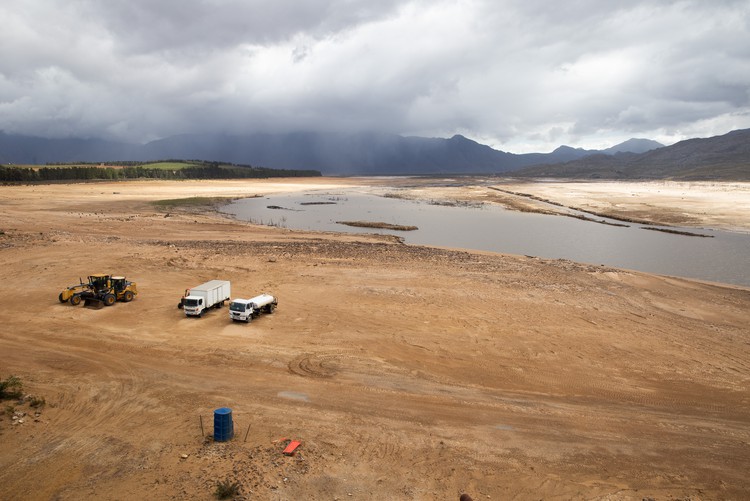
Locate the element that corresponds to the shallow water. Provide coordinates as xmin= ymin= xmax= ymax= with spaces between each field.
xmin=221 ymin=191 xmax=750 ymax=287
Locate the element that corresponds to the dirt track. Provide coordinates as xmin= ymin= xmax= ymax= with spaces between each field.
xmin=1 ymin=179 xmax=749 ymax=501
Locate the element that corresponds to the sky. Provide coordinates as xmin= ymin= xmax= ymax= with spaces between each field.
xmin=1 ymin=0 xmax=749 ymax=153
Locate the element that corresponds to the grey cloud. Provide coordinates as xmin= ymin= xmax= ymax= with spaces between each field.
xmin=87 ymin=0 xmax=405 ymax=54
xmin=1 ymin=0 xmax=749 ymax=152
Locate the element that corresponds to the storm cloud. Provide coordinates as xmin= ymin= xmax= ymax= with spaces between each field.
xmin=1 ymin=0 xmax=749 ymax=152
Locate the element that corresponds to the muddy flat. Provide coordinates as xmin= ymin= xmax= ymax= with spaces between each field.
xmin=1 ymin=178 xmax=749 ymax=501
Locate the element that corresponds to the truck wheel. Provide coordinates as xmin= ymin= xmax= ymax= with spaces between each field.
xmin=177 ymin=302 xmax=183 ymax=309
xmin=103 ymin=294 xmax=116 ymax=306
xmin=58 ymin=293 xmax=66 ymax=303
xmin=70 ymin=295 xmax=82 ymax=306
xmin=123 ymin=290 xmax=134 ymax=302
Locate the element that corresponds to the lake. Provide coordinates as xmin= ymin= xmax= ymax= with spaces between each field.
xmin=221 ymin=190 xmax=750 ymax=288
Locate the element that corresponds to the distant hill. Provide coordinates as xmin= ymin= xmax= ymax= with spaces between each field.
xmin=602 ymin=138 xmax=664 ymax=155
xmin=0 ymin=133 xmax=136 ymax=165
xmin=11 ymin=128 xmax=748 ymax=179
xmin=515 ymin=129 xmax=750 ymax=180
xmin=1 ymin=130 xmax=591 ymax=175
xmin=139 ymin=132 xmax=592 ymax=175
xmin=140 ymin=132 xmax=529 ymax=175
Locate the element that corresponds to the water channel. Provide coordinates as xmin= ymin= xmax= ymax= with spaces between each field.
xmin=221 ymin=190 xmax=750 ymax=288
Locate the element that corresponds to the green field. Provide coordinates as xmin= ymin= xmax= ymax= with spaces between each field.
xmin=138 ymin=162 xmax=201 ymax=170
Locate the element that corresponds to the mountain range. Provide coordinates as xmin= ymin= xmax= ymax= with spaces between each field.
xmin=515 ymin=128 xmax=750 ymax=180
xmin=1 ymin=128 xmax=747 ymax=180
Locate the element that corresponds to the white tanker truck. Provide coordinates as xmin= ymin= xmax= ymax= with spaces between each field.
xmin=229 ymin=293 xmax=277 ymax=323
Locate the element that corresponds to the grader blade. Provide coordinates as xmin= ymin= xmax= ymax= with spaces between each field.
xmin=84 ymin=297 xmax=104 ymax=309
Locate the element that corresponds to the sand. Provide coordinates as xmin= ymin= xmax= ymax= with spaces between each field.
xmin=393 ymin=179 xmax=750 ymax=232
xmin=0 ymin=178 xmax=749 ymax=501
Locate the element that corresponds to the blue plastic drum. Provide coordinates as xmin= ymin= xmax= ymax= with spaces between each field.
xmin=213 ymin=407 xmax=234 ymax=442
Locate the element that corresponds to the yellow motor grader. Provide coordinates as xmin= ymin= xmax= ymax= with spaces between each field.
xmin=59 ymin=274 xmax=138 ymax=308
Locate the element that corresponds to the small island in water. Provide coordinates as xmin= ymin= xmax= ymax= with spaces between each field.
xmin=336 ymin=220 xmax=418 ymax=231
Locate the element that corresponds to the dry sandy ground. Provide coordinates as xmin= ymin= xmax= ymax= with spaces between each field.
xmin=0 ymin=178 xmax=749 ymax=501
xmin=393 ymin=179 xmax=750 ymax=233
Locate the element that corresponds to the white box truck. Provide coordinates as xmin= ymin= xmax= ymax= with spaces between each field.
xmin=178 ymin=280 xmax=231 ymax=317
xmin=229 ymin=293 xmax=277 ymax=323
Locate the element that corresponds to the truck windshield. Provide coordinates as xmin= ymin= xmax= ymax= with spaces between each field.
xmin=229 ymin=303 xmax=246 ymax=312
xmin=185 ymin=298 xmax=200 ymax=307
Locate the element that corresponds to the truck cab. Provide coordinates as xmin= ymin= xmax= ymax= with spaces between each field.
xmin=183 ymin=296 xmax=205 ymax=317
xmin=229 ymin=299 xmax=253 ymax=322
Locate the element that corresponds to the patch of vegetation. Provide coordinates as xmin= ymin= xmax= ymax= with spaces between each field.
xmin=336 ymin=220 xmax=418 ymax=231
xmin=428 ymin=199 xmax=482 ymax=208
xmin=139 ymin=161 xmax=201 ymax=170
xmin=243 ymin=215 xmax=288 ymax=228
xmin=0 ymin=375 xmax=23 ymax=400
xmin=640 ymin=227 xmax=714 ymax=237
xmin=151 ymin=196 xmax=235 ymax=209
xmin=29 ymin=396 xmax=46 ymax=408
xmin=0 ymin=160 xmax=321 ymax=182
xmin=566 ymin=214 xmax=631 ymax=227
xmin=383 ymin=192 xmax=408 ymax=199
xmin=214 ymin=478 xmax=241 ymax=499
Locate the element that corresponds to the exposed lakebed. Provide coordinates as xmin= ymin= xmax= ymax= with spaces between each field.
xmin=221 ymin=190 xmax=750 ymax=287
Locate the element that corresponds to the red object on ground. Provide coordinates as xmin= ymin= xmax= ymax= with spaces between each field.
xmin=283 ymin=440 xmax=302 ymax=455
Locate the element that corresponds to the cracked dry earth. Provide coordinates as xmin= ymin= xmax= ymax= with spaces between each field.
xmin=0 ymin=179 xmax=749 ymax=501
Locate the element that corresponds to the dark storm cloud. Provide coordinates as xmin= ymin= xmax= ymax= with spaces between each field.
xmin=90 ymin=0 xmax=404 ymax=54
xmin=1 ymin=0 xmax=749 ymax=152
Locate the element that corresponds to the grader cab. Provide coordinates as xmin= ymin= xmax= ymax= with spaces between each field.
xmin=83 ymin=274 xmax=114 ymax=308
xmin=111 ymin=276 xmax=137 ymax=302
